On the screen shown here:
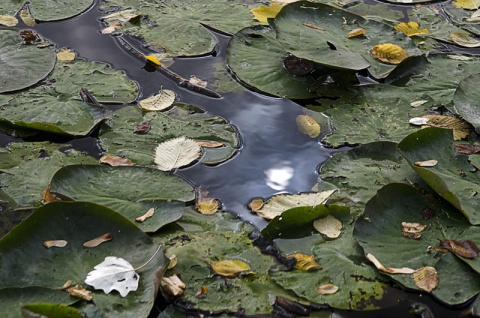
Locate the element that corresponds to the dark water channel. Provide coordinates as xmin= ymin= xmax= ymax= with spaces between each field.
xmin=1 ymin=1 xmax=475 ymax=317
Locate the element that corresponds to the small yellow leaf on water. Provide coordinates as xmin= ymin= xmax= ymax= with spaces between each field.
xmin=250 ymin=3 xmax=285 ymax=24
xmin=210 ymin=260 xmax=251 ymax=277
xmin=450 ymin=32 xmax=480 ymax=48
xmin=56 ymin=48 xmax=76 ymax=61
xmin=296 ymin=115 xmax=321 ymax=138
xmin=414 ymin=160 xmax=438 ymax=167
xmin=0 ymin=15 xmax=18 ymax=27
xmin=136 ymin=208 xmax=155 ymax=222
xmin=313 ymin=215 xmax=342 ymax=238
xmin=288 ymin=253 xmax=321 ymax=271
xmin=346 ymin=28 xmax=366 ymax=38
xmin=145 ymin=55 xmax=161 ymax=66
xmin=453 ymin=0 xmax=480 ymax=10
xmin=20 ymin=8 xmax=35 ymax=27
xmin=370 ymin=44 xmax=408 ymax=65
xmin=83 ymin=233 xmax=112 ymax=248
xmin=67 ymin=285 xmax=93 ymax=301
xmin=316 ymin=283 xmax=339 ymax=295
xmin=394 ymin=22 xmax=428 ymax=36
xmin=196 ymin=197 xmax=220 ymax=214
xmin=100 ymin=154 xmax=135 ymax=166
xmin=413 ymin=267 xmax=438 ymax=292
xmin=43 ymin=240 xmax=68 ymax=248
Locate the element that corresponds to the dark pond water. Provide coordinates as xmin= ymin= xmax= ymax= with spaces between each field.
xmin=2 ymin=1 xmax=476 ymax=317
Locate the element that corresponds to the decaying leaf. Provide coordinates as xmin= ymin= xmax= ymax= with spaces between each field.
xmin=346 ymin=28 xmax=366 ymax=38
xmin=296 ymin=115 xmax=321 ymax=138
xmin=189 ymin=75 xmax=208 ymax=88
xmin=366 ymin=253 xmax=415 ymax=274
xmin=139 ymin=89 xmax=176 ymax=111
xmin=316 ymin=283 xmax=339 ymax=295
xmin=421 ymin=115 xmax=473 ymax=140
xmin=394 ymin=22 xmax=428 ymax=36
xmin=154 ymin=136 xmax=202 ymax=171
xmin=303 ymin=22 xmax=325 ymax=31
xmin=167 ymin=254 xmax=177 ymax=270
xmin=101 ymin=25 xmax=119 ymax=34
xmin=83 ymin=233 xmax=113 ymax=248
xmin=161 ymin=274 xmax=186 ymax=297
xmin=67 ymin=285 xmax=93 ymax=301
xmin=99 ymin=154 xmax=135 ymax=166
xmin=409 ymin=117 xmax=430 ymax=126
xmin=196 ymin=197 xmax=220 ymax=214
xmin=136 ymin=208 xmax=155 ymax=222
xmin=0 ymin=15 xmax=18 ymax=27
xmin=134 ymin=121 xmax=152 ymax=135
xmin=57 ymin=48 xmax=76 ymax=61
xmin=450 ymin=32 xmax=480 ymax=48
xmin=196 ymin=141 xmax=224 ymax=148
xmin=43 ymin=240 xmax=67 ymax=248
xmin=412 ymin=267 xmax=438 ymax=293
xmin=455 ymin=144 xmax=480 ymax=154
xmin=313 ymin=215 xmax=342 ymax=238
xmin=195 ymin=285 xmax=208 ymax=298
xmin=42 ymin=185 xmax=57 ymax=203
xmin=465 ymin=9 xmax=480 ymax=22
xmin=251 ymin=3 xmax=285 ymax=24
xmin=287 ymin=253 xmax=321 ymax=271
xmin=62 ymin=280 xmax=73 ymax=290
xmin=145 ymin=55 xmax=161 ymax=66
xmin=370 ymin=44 xmax=408 ymax=65
xmin=284 ymin=55 xmax=315 ymax=76
xmin=401 ymin=222 xmax=427 ymax=239
xmin=210 ymin=260 xmax=251 ymax=277
xmin=248 ymin=198 xmax=264 ymax=212
xmin=414 ymin=160 xmax=438 ymax=167
xmin=440 ymin=239 xmax=479 ymax=259
xmin=453 ymin=0 xmax=480 ymax=10
xmin=19 ymin=9 xmax=35 ymax=27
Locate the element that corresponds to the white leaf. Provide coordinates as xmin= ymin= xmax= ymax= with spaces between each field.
xmin=409 ymin=117 xmax=429 ymax=126
xmin=155 ymin=136 xmax=202 ymax=171
xmin=139 ymin=89 xmax=176 ymax=111
xmin=85 ymin=256 xmax=139 ymax=297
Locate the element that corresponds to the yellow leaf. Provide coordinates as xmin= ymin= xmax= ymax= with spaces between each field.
xmin=453 ymin=0 xmax=480 ymax=10
xmin=313 ymin=215 xmax=342 ymax=238
xmin=413 ymin=267 xmax=438 ymax=292
xmin=251 ymin=3 xmax=285 ymax=25
xmin=248 ymin=198 xmax=264 ymax=212
xmin=139 ymin=89 xmax=176 ymax=111
xmin=210 ymin=260 xmax=251 ymax=277
xmin=296 ymin=115 xmax=321 ymax=138
xmin=346 ymin=28 xmax=366 ymax=38
xmin=83 ymin=233 xmax=112 ymax=248
xmin=42 ymin=185 xmax=57 ymax=203
xmin=195 ymin=286 xmax=208 ymax=298
xmin=145 ymin=55 xmax=161 ymax=66
xmin=0 ymin=15 xmax=18 ymax=27
xmin=370 ymin=44 xmax=408 ymax=65
xmin=288 ymin=253 xmax=321 ymax=271
xmin=316 ymin=283 xmax=339 ymax=295
xmin=450 ymin=32 xmax=480 ymax=48
xmin=56 ymin=48 xmax=76 ymax=61
xmin=421 ymin=114 xmax=474 ymax=140
xmin=394 ymin=22 xmax=428 ymax=36
xmin=19 ymin=8 xmax=35 ymax=27
xmin=196 ymin=197 xmax=220 ymax=214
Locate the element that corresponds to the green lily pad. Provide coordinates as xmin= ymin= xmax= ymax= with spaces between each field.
xmin=398 ymin=127 xmax=480 ymax=225
xmin=0 ymin=201 xmax=169 ymax=317
xmin=474 ymin=295 xmax=480 ymax=316
xmin=99 ymin=104 xmax=239 ymax=166
xmin=453 ymin=74 xmax=480 ymax=133
xmin=0 ymin=29 xmax=56 ymax=93
xmin=0 ymin=2 xmax=22 ymax=16
xmin=354 ymin=183 xmax=480 ymax=305
xmin=226 ymin=26 xmax=317 ymax=99
xmin=21 ymin=303 xmax=83 ymax=318
xmin=49 ymin=165 xmax=194 ymax=232
xmin=29 ymin=0 xmax=94 ymax=21
xmin=274 ymin=2 xmax=421 ymax=79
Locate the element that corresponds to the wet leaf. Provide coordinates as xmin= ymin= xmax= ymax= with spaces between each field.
xmin=313 ymin=215 xmax=342 ymax=239
xmin=401 ymin=222 xmax=427 ymax=239
xmin=195 ymin=285 xmax=208 ymax=298
xmin=288 ymin=253 xmax=321 ymax=270
xmin=440 ymin=240 xmax=479 ymax=259
xmin=366 ymin=253 xmax=415 ymax=274
xmin=136 ymin=208 xmax=155 ymax=223
xmin=83 ymin=233 xmax=112 ymax=248
xmin=296 ymin=115 xmax=321 ymax=138
xmin=450 ymin=32 xmax=480 ymax=47
xmin=251 ymin=3 xmax=285 ymax=24
xmin=161 ymin=274 xmax=185 ymax=297
xmin=43 ymin=240 xmax=68 ymax=248
xmin=67 ymin=285 xmax=93 ymax=301
xmin=414 ymin=160 xmax=438 ymax=167
xmin=134 ymin=121 xmax=152 ymax=135
xmin=210 ymin=260 xmax=251 ymax=277
xmin=370 ymin=44 xmax=408 ymax=65
xmin=56 ymin=48 xmax=76 ymax=61
xmin=99 ymin=154 xmax=135 ymax=166
xmin=0 ymin=15 xmax=18 ymax=26
xmin=154 ymin=136 xmax=202 ymax=171
xmin=139 ymin=89 xmax=176 ymax=111
xmin=413 ymin=267 xmax=438 ymax=292
xmin=453 ymin=74 xmax=480 ymax=134
xmin=21 ymin=303 xmax=83 ymax=318
xmin=248 ymin=198 xmax=264 ymax=212
xmin=316 ymin=284 xmax=339 ymax=295
xmin=394 ymin=22 xmax=429 ymax=36
xmin=196 ymin=197 xmax=220 ymax=215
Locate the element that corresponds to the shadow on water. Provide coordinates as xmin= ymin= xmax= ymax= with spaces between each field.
xmin=1 ymin=1 xmax=474 ymax=317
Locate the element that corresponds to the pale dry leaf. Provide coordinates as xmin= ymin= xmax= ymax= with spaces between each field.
xmin=196 ymin=197 xmax=220 ymax=214
xmin=316 ymin=283 xmax=339 ymax=295
xmin=0 ymin=15 xmax=18 ymax=27
xmin=450 ymin=32 xmax=480 ymax=48
xmin=19 ymin=9 xmax=35 ymax=27
xmin=136 ymin=208 xmax=155 ymax=222
xmin=100 ymin=154 xmax=135 ymax=166
xmin=248 ymin=198 xmax=264 ymax=212
xmin=410 ymin=100 xmax=429 ymax=108
xmin=161 ymin=274 xmax=185 ymax=297
xmin=57 ymin=48 xmax=75 ymax=61
xmin=346 ymin=28 xmax=366 ymax=38
xmin=83 ymin=233 xmax=112 ymax=248
xmin=366 ymin=253 xmax=415 ymax=274
xmin=196 ymin=141 xmax=224 ymax=148
xmin=313 ymin=215 xmax=342 ymax=238
xmin=288 ymin=253 xmax=321 ymax=271
xmin=466 ymin=9 xmax=480 ymax=22
xmin=102 ymin=25 xmax=118 ymax=34
xmin=422 ymin=114 xmax=473 ymax=140
xmin=67 ymin=285 xmax=93 ymax=301
xmin=43 ymin=240 xmax=67 ymax=248
xmin=409 ymin=117 xmax=430 ymax=126
xmin=61 ymin=280 xmax=73 ymax=290
xmin=401 ymin=222 xmax=427 ymax=239
xmin=394 ymin=22 xmax=428 ymax=36
xmin=210 ymin=260 xmax=251 ymax=277
xmin=296 ymin=115 xmax=321 ymax=138
xmin=167 ymin=254 xmax=177 ymax=270
xmin=154 ymin=136 xmax=202 ymax=171
xmin=42 ymin=185 xmax=57 ymax=203
xmin=139 ymin=89 xmax=176 ymax=111
xmin=189 ymin=75 xmax=208 ymax=88
xmin=413 ymin=267 xmax=438 ymax=292
xmin=414 ymin=160 xmax=438 ymax=167
xmin=102 ymin=9 xmax=140 ymax=24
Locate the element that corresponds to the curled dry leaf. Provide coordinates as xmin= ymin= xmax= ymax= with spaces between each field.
xmin=303 ymin=22 xmax=325 ymax=30
xmin=57 ymin=48 xmax=76 ymax=61
xmin=83 ymin=233 xmax=113 ymax=248
xmin=161 ymin=274 xmax=186 ymax=297
xmin=296 ymin=115 xmax=321 ymax=138
xmin=413 ymin=267 xmax=438 ymax=293
xmin=139 ymin=89 xmax=176 ymax=111
xmin=440 ymin=239 xmax=479 ymax=259
xmin=0 ymin=15 xmax=18 ymax=27
xmin=42 ymin=185 xmax=57 ymax=203
xmin=195 ymin=286 xmax=208 ymax=298
xmin=135 ymin=208 xmax=155 ymax=222
xmin=313 ymin=215 xmax=342 ymax=239
xmin=316 ymin=283 xmax=339 ymax=295
xmin=346 ymin=28 xmax=366 ymax=38
xmin=421 ymin=115 xmax=473 ymax=140
xmin=67 ymin=285 xmax=93 ymax=301
xmin=370 ymin=44 xmax=408 ymax=65
xmin=210 ymin=260 xmax=251 ymax=277
xmin=288 ymin=253 xmax=321 ymax=271
xmin=366 ymin=253 xmax=415 ymax=274
xmin=43 ymin=240 xmax=68 ymax=248
xmin=401 ymin=222 xmax=427 ymax=239
xmin=62 ymin=280 xmax=73 ymax=290
xmin=450 ymin=32 xmax=480 ymax=48
xmin=410 ymin=100 xmax=429 ymax=108
xmin=134 ymin=121 xmax=152 ymax=135
xmin=394 ymin=22 xmax=428 ymax=36
xmin=19 ymin=9 xmax=35 ymax=27
xmin=189 ymin=75 xmax=208 ymax=88
xmin=196 ymin=141 xmax=224 ymax=148
xmin=102 ymin=25 xmax=119 ymax=34
xmin=99 ymin=154 xmax=134 ymax=166
xmin=455 ymin=144 xmax=480 ymax=155
xmin=248 ymin=198 xmax=264 ymax=212
xmin=465 ymin=9 xmax=480 ymax=22
xmin=414 ymin=160 xmax=438 ymax=167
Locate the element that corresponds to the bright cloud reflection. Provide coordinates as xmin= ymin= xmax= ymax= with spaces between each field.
xmin=264 ymin=161 xmax=294 ymax=191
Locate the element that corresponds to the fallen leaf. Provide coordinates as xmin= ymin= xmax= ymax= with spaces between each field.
xmin=196 ymin=197 xmax=220 ymax=214
xmin=43 ymin=240 xmax=67 ymax=248
xmin=316 ymin=283 xmax=339 ymax=295
xmin=303 ymin=22 xmax=325 ymax=30
xmin=288 ymin=253 xmax=321 ymax=271
xmin=422 ymin=115 xmax=473 ymax=140
xmin=57 ymin=48 xmax=76 ymax=61
xmin=394 ymin=22 xmax=429 ymax=36
xmin=83 ymin=233 xmax=112 ymax=248
xmin=195 ymin=285 xmax=208 ymax=298
xmin=440 ymin=239 xmax=479 ymax=259
xmin=210 ymin=260 xmax=251 ymax=277
xmin=0 ymin=15 xmax=18 ymax=27
xmin=135 ymin=208 xmax=155 ymax=222
xmin=167 ymin=254 xmax=177 ymax=270
xmin=102 ymin=9 xmax=140 ymax=23
xmin=99 ymin=154 xmax=135 ymax=166
xmin=42 ymin=185 xmax=57 ymax=203
xmin=189 ymin=75 xmax=208 ymax=88
xmin=196 ymin=141 xmax=224 ymax=148
xmin=139 ymin=89 xmax=176 ymax=111
xmin=450 ymin=32 xmax=480 ymax=48
xmin=465 ymin=9 xmax=480 ymax=22
xmin=455 ymin=144 xmax=480 ymax=155
xmin=61 ymin=280 xmax=73 ymax=290
xmin=67 ymin=285 xmax=93 ymax=301
xmin=251 ymin=3 xmax=285 ymax=24
xmin=401 ymin=222 xmax=427 ymax=239
xmin=145 ymin=55 xmax=161 ymax=66
xmin=409 ymin=117 xmax=430 ymax=126
xmin=414 ymin=160 xmax=438 ymax=167
xmin=19 ymin=9 xmax=35 ymax=27
xmin=313 ymin=215 xmax=342 ymax=238
xmin=134 ymin=121 xmax=152 ymax=135
xmin=346 ymin=28 xmax=366 ymax=38
xmin=410 ymin=100 xmax=429 ymax=108
xmin=370 ymin=44 xmax=408 ymax=65
xmin=366 ymin=253 xmax=415 ymax=274
xmin=101 ymin=25 xmax=119 ymax=34
xmin=296 ymin=115 xmax=321 ymax=138
xmin=248 ymin=198 xmax=264 ymax=212
xmin=154 ymin=136 xmax=202 ymax=171
xmin=161 ymin=274 xmax=185 ymax=297
xmin=453 ymin=0 xmax=480 ymax=10
xmin=413 ymin=267 xmax=438 ymax=292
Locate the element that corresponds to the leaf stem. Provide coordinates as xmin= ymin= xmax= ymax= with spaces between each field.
xmin=135 ymin=245 xmax=162 ymax=271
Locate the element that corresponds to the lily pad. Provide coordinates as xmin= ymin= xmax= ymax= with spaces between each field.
xmin=29 ymin=0 xmax=94 ymax=21
xmin=21 ymin=303 xmax=83 ymax=318
xmin=398 ymin=127 xmax=480 ymax=225
xmin=99 ymin=103 xmax=239 ymax=166
xmin=0 ymin=29 xmax=56 ymax=93
xmin=49 ymin=165 xmax=194 ymax=232
xmin=453 ymin=73 xmax=480 ymax=133
xmin=353 ymin=183 xmax=480 ymax=305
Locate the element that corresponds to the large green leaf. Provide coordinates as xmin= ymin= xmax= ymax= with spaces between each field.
xmin=354 ymin=183 xmax=480 ymax=305
xmin=0 ymin=201 xmax=169 ymax=317
xmin=0 ymin=1 xmax=23 ymax=16
xmin=49 ymin=165 xmax=194 ymax=232
xmin=226 ymin=26 xmax=317 ymax=99
xmin=398 ymin=127 xmax=480 ymax=225
xmin=29 ymin=0 xmax=94 ymax=21
xmin=99 ymin=104 xmax=239 ymax=166
xmin=0 ymin=29 xmax=56 ymax=93
xmin=453 ymin=73 xmax=480 ymax=133
xmin=274 ymin=2 xmax=421 ymax=79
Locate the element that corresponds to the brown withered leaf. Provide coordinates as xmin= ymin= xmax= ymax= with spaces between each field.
xmin=422 ymin=115 xmax=473 ymax=140
xmin=370 ymin=43 xmax=408 ymax=65
xmin=413 ymin=267 xmax=438 ymax=292
xmin=20 ymin=30 xmax=40 ymax=45
xmin=303 ymin=22 xmax=325 ymax=30
xmin=402 ymin=222 xmax=427 ymax=239
xmin=67 ymin=285 xmax=93 ymax=301
xmin=455 ymin=144 xmax=480 ymax=155
xmin=83 ymin=233 xmax=112 ymax=248
xmin=366 ymin=253 xmax=415 ymax=274
xmin=440 ymin=239 xmax=479 ymax=259
xmin=316 ymin=283 xmax=339 ymax=295
xmin=42 ymin=185 xmax=57 ymax=203
xmin=414 ymin=160 xmax=438 ymax=167
xmin=43 ymin=240 xmax=67 ymax=248
xmin=196 ymin=141 xmax=224 ymax=148
xmin=288 ymin=253 xmax=321 ymax=271
xmin=346 ymin=28 xmax=366 ymax=38
xmin=195 ymin=286 xmax=208 ymax=298
xmin=134 ymin=121 xmax=151 ymax=134
xmin=99 ymin=154 xmax=134 ymax=167
xmin=135 ymin=208 xmax=155 ymax=222
xmin=248 ymin=198 xmax=264 ymax=212
xmin=210 ymin=260 xmax=251 ymax=277
xmin=161 ymin=274 xmax=186 ymax=297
